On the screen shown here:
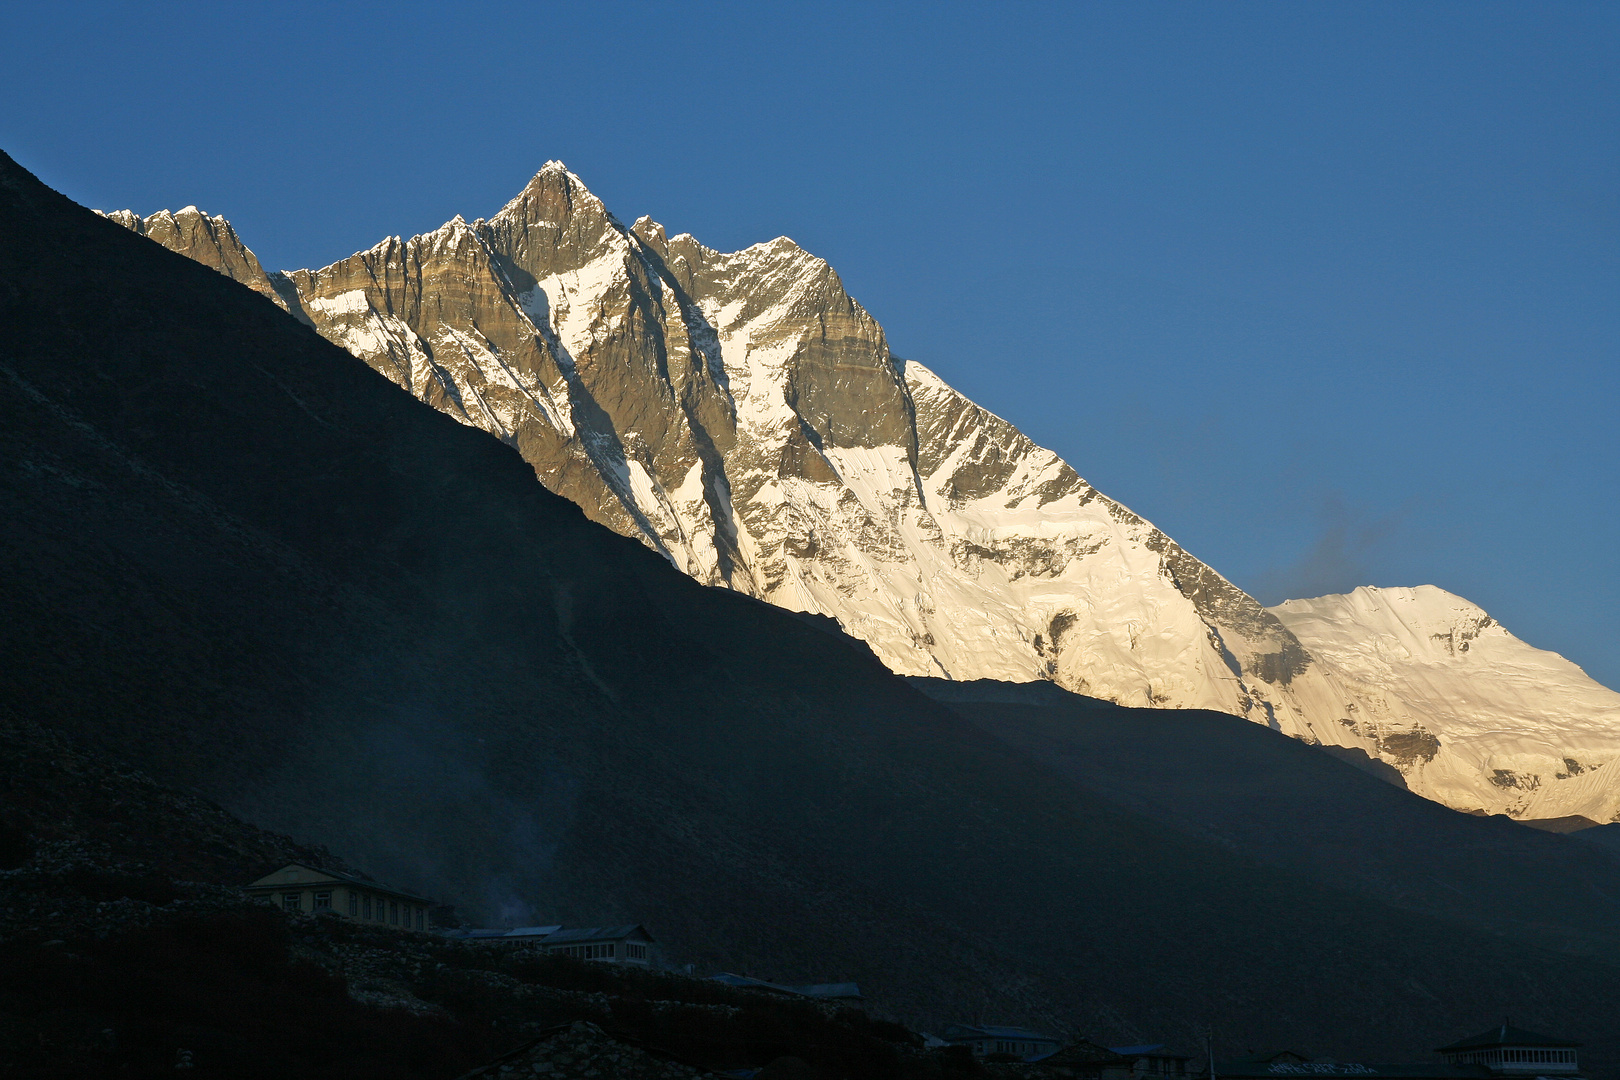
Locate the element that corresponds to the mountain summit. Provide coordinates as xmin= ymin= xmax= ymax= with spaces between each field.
xmin=103 ymin=163 xmax=1620 ymax=824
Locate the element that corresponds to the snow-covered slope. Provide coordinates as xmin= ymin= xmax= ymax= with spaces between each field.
xmin=1271 ymin=586 xmax=1620 ymax=821
xmin=102 ymin=164 xmax=1620 ymax=824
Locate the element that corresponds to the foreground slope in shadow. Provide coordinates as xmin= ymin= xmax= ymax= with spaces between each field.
xmin=910 ymin=678 xmax=1620 ymax=959
xmin=2 ymin=151 xmax=1618 ymax=1070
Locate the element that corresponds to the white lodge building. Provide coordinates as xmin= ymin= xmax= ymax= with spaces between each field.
xmin=245 ymin=863 xmax=432 ymax=931
xmin=537 ymin=925 xmax=655 ymax=964
xmin=1436 ymin=1025 xmax=1582 ymax=1076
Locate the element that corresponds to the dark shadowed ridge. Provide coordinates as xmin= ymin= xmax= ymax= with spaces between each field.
xmin=2 ymin=149 xmax=1618 ymax=1072
xmin=909 ymin=678 xmax=1620 ymax=953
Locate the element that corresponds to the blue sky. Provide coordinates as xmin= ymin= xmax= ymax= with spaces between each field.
xmin=4 ymin=1 xmax=1616 ymax=685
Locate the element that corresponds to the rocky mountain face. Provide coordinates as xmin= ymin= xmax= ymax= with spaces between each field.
xmin=101 ymin=164 xmax=1620 ymax=826
xmin=100 ymin=205 xmax=308 ymax=318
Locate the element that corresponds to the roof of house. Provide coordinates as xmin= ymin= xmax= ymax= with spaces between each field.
xmin=795 ymin=982 xmax=862 ymax=1000
xmin=1436 ymin=1025 xmax=1581 ymax=1053
xmin=540 ymin=924 xmax=654 ymax=945
xmin=711 ymin=973 xmax=803 ymax=997
xmin=1208 ymin=1062 xmax=1494 ymax=1079
xmin=1114 ymin=1045 xmax=1193 ymax=1059
xmin=709 ymin=973 xmax=861 ymax=999
xmin=244 ymin=862 xmax=430 ymax=903
xmin=1039 ymin=1040 xmax=1131 ymax=1066
xmin=441 ymin=925 xmax=563 ymax=941
xmin=942 ymin=1025 xmax=1061 ymax=1043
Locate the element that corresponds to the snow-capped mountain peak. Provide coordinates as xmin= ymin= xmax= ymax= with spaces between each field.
xmin=1272 ymin=586 xmax=1620 ymax=820
xmin=101 ymin=165 xmax=1620 ymax=826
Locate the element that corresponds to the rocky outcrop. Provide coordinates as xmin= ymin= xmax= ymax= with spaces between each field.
xmin=103 ymin=165 xmax=1620 ymax=823
xmin=457 ymin=1021 xmax=715 ymax=1080
xmin=98 ymin=206 xmax=307 ymax=319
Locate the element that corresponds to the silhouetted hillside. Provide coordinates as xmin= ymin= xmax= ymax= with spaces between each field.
xmin=1 ymin=150 xmax=1616 ymax=1073
xmin=910 ymin=678 xmax=1620 ymax=958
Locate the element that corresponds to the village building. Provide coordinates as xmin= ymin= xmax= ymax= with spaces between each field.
xmin=943 ymin=1025 xmax=1064 ymax=1060
xmin=537 ymin=925 xmax=656 ymax=965
xmin=1435 ymin=1025 xmax=1581 ymax=1076
xmin=1017 ymin=1039 xmax=1132 ymax=1077
xmin=244 ymin=863 xmax=431 ymax=931
xmin=1197 ymin=1026 xmax=1583 ymax=1080
xmin=1111 ymin=1044 xmax=1194 ymax=1077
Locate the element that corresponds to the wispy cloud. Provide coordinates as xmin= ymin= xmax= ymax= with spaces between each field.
xmin=1249 ymin=493 xmax=1413 ymax=605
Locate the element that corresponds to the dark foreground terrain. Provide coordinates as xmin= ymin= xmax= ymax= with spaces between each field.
xmin=0 ymin=718 xmax=956 ymax=1079
xmin=3 ymin=149 xmax=1619 ymax=1076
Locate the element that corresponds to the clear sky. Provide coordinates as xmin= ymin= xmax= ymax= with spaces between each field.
xmin=5 ymin=1 xmax=1616 ymax=686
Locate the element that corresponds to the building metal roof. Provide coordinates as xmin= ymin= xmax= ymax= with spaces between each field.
xmin=1114 ymin=1045 xmax=1192 ymax=1058
xmin=540 ymin=924 xmax=654 ymax=945
xmin=942 ymin=1025 xmax=1061 ymax=1042
xmin=244 ymin=862 xmax=430 ymax=903
xmin=1436 ymin=1025 xmax=1581 ymax=1053
xmin=709 ymin=973 xmax=862 ymax=1000
xmin=441 ymin=925 xmax=563 ymax=941
xmin=711 ymin=973 xmax=799 ymax=996
xmin=795 ymin=982 xmax=862 ymax=1000
xmin=1041 ymin=1042 xmax=1131 ymax=1066
xmin=1206 ymin=1062 xmax=1493 ymax=1079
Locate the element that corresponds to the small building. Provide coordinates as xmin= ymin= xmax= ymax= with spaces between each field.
xmin=943 ymin=1024 xmax=1064 ymax=1060
xmin=244 ymin=863 xmax=432 ymax=931
xmin=1185 ymin=1027 xmax=1582 ymax=1080
xmin=537 ymin=925 xmax=656 ymax=964
xmin=1112 ymin=1044 xmax=1194 ymax=1078
xmin=1436 ymin=1025 xmax=1581 ymax=1076
xmin=1021 ymin=1039 xmax=1131 ymax=1077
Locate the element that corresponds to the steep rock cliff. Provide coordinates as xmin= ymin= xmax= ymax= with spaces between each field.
xmin=104 ymin=164 xmax=1620 ymax=824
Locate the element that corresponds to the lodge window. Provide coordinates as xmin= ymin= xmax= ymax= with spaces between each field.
xmin=313 ymin=891 xmax=332 ymax=911
xmin=282 ymin=893 xmax=302 ymax=912
xmin=626 ymin=943 xmax=647 ymax=959
xmin=415 ymin=908 xmax=424 ymax=930
xmin=363 ymin=895 xmax=373 ymax=920
xmin=348 ymin=893 xmax=359 ymax=916
xmin=557 ymin=943 xmax=617 ymax=959
xmin=389 ymin=900 xmax=398 ymax=925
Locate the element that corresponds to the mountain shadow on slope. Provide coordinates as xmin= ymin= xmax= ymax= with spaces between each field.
xmin=908 ymin=677 xmax=1620 ymax=958
xmin=2 ymin=149 xmax=1618 ymax=1073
